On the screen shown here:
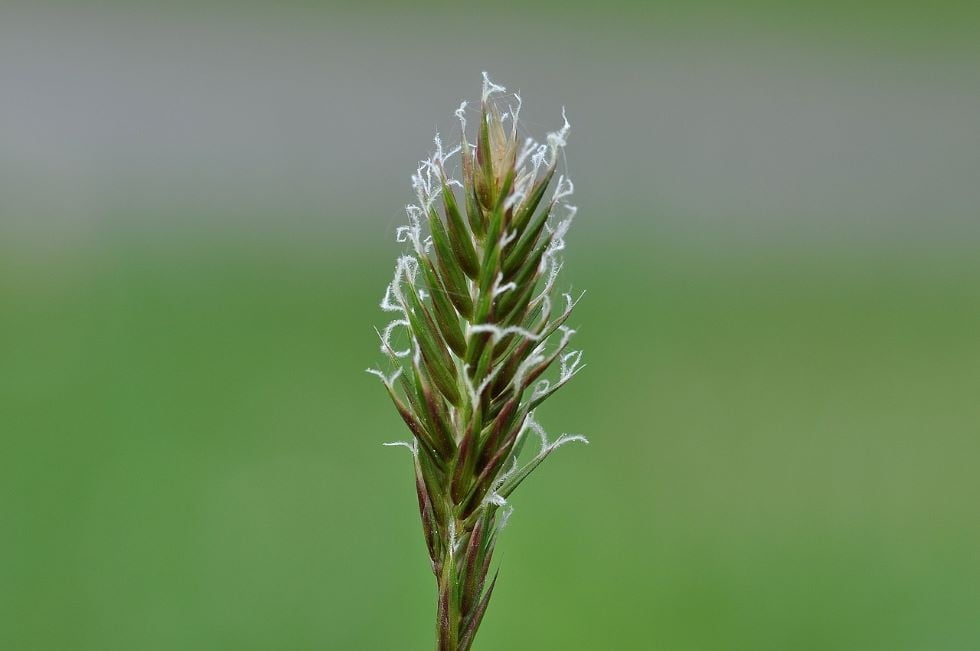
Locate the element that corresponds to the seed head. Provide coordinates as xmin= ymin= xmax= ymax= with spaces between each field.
xmin=369 ymin=73 xmax=587 ymax=651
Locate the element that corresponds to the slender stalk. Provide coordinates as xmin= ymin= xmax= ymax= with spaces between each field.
xmin=371 ymin=73 xmax=587 ymax=650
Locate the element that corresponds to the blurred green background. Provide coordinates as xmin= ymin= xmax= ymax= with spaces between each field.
xmin=2 ymin=1 xmax=979 ymax=649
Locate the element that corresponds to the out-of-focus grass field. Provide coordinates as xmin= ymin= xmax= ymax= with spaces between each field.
xmin=3 ymin=233 xmax=978 ymax=649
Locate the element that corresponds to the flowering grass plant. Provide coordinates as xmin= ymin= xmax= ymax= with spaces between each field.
xmin=369 ymin=73 xmax=587 ymax=650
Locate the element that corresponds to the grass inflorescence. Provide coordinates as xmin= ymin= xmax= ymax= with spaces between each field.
xmin=369 ymin=73 xmax=587 ymax=650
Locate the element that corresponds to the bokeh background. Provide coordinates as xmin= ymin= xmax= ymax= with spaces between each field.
xmin=2 ymin=1 xmax=979 ymax=649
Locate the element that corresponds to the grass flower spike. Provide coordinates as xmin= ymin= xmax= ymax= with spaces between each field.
xmin=369 ymin=73 xmax=587 ymax=650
